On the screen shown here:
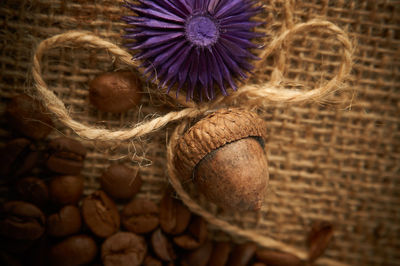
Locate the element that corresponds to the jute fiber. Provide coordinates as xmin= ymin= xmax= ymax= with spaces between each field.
xmin=0 ymin=0 xmax=399 ymax=265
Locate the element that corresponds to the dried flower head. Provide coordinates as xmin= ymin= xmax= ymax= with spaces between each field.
xmin=123 ymin=0 xmax=263 ymax=100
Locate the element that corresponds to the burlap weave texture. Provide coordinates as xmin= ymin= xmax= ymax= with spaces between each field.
xmin=0 ymin=0 xmax=399 ymax=265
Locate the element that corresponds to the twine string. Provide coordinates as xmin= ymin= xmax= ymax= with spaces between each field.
xmin=31 ymin=17 xmax=352 ymax=266
xmin=32 ymin=19 xmax=352 ymax=142
xmin=166 ymin=120 xmax=347 ymax=266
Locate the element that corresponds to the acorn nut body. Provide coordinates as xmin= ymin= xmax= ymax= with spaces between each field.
xmin=174 ymin=108 xmax=269 ymax=211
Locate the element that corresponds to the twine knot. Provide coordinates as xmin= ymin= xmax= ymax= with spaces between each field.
xmin=31 ymin=12 xmax=352 ymax=265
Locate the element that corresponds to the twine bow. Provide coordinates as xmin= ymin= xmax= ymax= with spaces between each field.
xmin=32 ymin=14 xmax=352 ymax=265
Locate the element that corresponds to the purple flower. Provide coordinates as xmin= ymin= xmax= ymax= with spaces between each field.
xmin=123 ymin=0 xmax=263 ymax=100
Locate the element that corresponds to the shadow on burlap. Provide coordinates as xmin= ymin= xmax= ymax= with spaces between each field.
xmin=0 ymin=0 xmax=399 ymax=265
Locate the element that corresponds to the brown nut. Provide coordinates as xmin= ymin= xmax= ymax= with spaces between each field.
xmin=227 ymin=242 xmax=257 ymax=266
xmin=151 ymin=228 xmax=176 ymax=261
xmin=173 ymin=216 xmax=208 ymax=250
xmin=16 ymin=177 xmax=49 ymax=207
xmin=46 ymin=137 xmax=87 ymax=175
xmin=89 ymin=71 xmax=142 ymax=113
xmin=307 ymin=221 xmax=334 ymax=262
xmin=143 ymin=256 xmax=162 ymax=266
xmin=122 ymin=198 xmax=159 ymax=234
xmin=100 ymin=164 xmax=142 ymax=200
xmin=6 ymin=94 xmax=53 ymax=140
xmin=101 ymin=232 xmax=147 ymax=266
xmin=255 ymin=249 xmax=302 ymax=266
xmin=49 ymin=235 xmax=97 ymax=266
xmin=174 ymin=108 xmax=269 ymax=211
xmin=47 ymin=205 xmax=82 ymax=237
xmin=49 ymin=175 xmax=84 ymax=206
xmin=0 ymin=201 xmax=45 ymax=240
xmin=81 ymin=190 xmax=120 ymax=238
xmin=159 ymin=191 xmax=191 ymax=235
xmin=0 ymin=138 xmax=40 ymax=179
xmin=181 ymin=241 xmax=213 ymax=266
xmin=208 ymin=241 xmax=232 ymax=266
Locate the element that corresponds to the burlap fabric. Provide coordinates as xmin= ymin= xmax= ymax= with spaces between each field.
xmin=0 ymin=0 xmax=399 ymax=265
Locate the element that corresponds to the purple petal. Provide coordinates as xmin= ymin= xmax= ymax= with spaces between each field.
xmin=131 ymin=32 xmax=184 ymax=49
xmin=128 ymin=6 xmax=185 ymax=23
xmin=214 ymin=43 xmax=247 ymax=79
xmin=221 ymin=33 xmax=258 ymax=48
xmin=127 ymin=17 xmax=183 ymax=30
xmin=133 ymin=41 xmax=176 ymax=60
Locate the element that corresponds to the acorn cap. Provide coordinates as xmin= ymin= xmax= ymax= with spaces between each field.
xmin=174 ymin=108 xmax=267 ymax=182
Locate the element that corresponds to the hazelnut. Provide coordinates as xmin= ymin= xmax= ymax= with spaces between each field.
xmin=174 ymin=108 xmax=269 ymax=211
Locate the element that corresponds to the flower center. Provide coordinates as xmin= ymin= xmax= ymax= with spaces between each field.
xmin=185 ymin=15 xmax=219 ymax=47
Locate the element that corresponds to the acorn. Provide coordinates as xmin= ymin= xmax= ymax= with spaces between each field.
xmin=174 ymin=108 xmax=269 ymax=211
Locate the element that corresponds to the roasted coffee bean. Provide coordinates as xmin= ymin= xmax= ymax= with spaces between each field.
xmin=82 ymin=190 xmax=120 ymax=238
xmin=46 ymin=137 xmax=86 ymax=175
xmin=173 ymin=216 xmax=208 ymax=250
xmin=122 ymin=198 xmax=159 ymax=234
xmin=101 ymin=232 xmax=147 ymax=266
xmin=47 ymin=205 xmax=82 ymax=237
xmin=159 ymin=192 xmax=191 ymax=235
xmin=49 ymin=234 xmax=97 ymax=266
xmin=307 ymin=221 xmax=334 ymax=262
xmin=0 ymin=201 xmax=45 ymax=240
xmin=252 ymin=263 xmax=267 ymax=266
xmin=0 ymin=138 xmax=39 ymax=178
xmin=100 ymin=164 xmax=142 ymax=200
xmin=49 ymin=175 xmax=83 ymax=206
xmin=6 ymin=94 xmax=53 ymax=140
xmin=143 ymin=255 xmax=162 ymax=266
xmin=89 ymin=71 xmax=142 ymax=113
xmin=208 ymin=241 xmax=232 ymax=266
xmin=181 ymin=241 xmax=213 ymax=266
xmin=151 ymin=228 xmax=176 ymax=261
xmin=227 ymin=242 xmax=257 ymax=266
xmin=255 ymin=249 xmax=302 ymax=266
xmin=16 ymin=177 xmax=48 ymax=207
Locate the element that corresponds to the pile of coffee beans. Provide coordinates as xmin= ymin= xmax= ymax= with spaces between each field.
xmin=0 ymin=94 xmax=332 ymax=265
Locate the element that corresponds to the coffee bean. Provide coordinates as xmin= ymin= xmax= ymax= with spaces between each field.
xmin=101 ymin=232 xmax=147 ymax=266
xmin=82 ymin=190 xmax=120 ymax=238
xmin=89 ymin=71 xmax=142 ymax=113
xmin=159 ymin=191 xmax=191 ymax=235
xmin=122 ymin=198 xmax=159 ymax=234
xmin=49 ymin=235 xmax=97 ymax=266
xmin=47 ymin=205 xmax=82 ymax=237
xmin=0 ymin=138 xmax=39 ymax=178
xmin=46 ymin=137 xmax=86 ymax=175
xmin=252 ymin=263 xmax=267 ymax=266
xmin=49 ymin=175 xmax=83 ymax=206
xmin=227 ymin=242 xmax=257 ymax=266
xmin=100 ymin=164 xmax=142 ymax=200
xmin=6 ymin=94 xmax=53 ymax=140
xmin=151 ymin=228 xmax=176 ymax=261
xmin=0 ymin=201 xmax=45 ymax=240
xmin=208 ymin=241 xmax=232 ymax=266
xmin=255 ymin=249 xmax=302 ymax=266
xmin=16 ymin=177 xmax=48 ymax=207
xmin=173 ymin=216 xmax=208 ymax=250
xmin=143 ymin=255 xmax=162 ymax=266
xmin=307 ymin=221 xmax=334 ymax=262
xmin=181 ymin=241 xmax=213 ymax=266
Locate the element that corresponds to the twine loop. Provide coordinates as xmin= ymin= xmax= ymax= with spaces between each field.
xmin=31 ymin=14 xmax=352 ymax=266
